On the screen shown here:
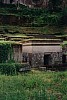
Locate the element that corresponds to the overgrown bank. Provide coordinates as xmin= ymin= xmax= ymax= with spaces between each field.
xmin=0 ymin=4 xmax=67 ymax=26
xmin=0 ymin=71 xmax=67 ymax=100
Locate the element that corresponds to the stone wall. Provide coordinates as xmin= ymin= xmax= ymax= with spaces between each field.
xmin=12 ymin=44 xmax=22 ymax=63
xmin=32 ymin=53 xmax=44 ymax=67
xmin=22 ymin=52 xmax=62 ymax=67
xmin=50 ymin=52 xmax=62 ymax=65
xmin=22 ymin=44 xmax=62 ymax=67
xmin=23 ymin=45 xmax=62 ymax=53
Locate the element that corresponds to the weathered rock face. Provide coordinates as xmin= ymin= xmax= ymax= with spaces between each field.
xmin=3 ymin=0 xmax=49 ymax=8
xmin=32 ymin=0 xmax=44 ymax=7
xmin=2 ymin=0 xmax=67 ymax=8
xmin=62 ymin=0 xmax=67 ymax=8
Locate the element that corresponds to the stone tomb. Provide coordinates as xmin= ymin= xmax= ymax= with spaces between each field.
xmin=22 ymin=39 xmax=63 ymax=67
xmin=10 ymin=39 xmax=67 ymax=67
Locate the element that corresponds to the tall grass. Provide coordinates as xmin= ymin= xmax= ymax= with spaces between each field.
xmin=0 ymin=71 xmax=67 ymax=100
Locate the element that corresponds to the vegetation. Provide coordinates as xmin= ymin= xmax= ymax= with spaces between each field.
xmin=0 ymin=41 xmax=17 ymax=63
xmin=0 ymin=71 xmax=67 ymax=100
xmin=0 ymin=63 xmax=29 ymax=75
xmin=0 ymin=25 xmax=67 ymax=35
xmin=0 ymin=43 xmax=11 ymax=63
xmin=0 ymin=1 xmax=67 ymax=100
xmin=0 ymin=3 xmax=67 ymax=26
xmin=48 ymin=0 xmax=63 ymax=12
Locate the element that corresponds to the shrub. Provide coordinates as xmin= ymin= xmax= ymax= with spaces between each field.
xmin=0 ymin=43 xmax=11 ymax=63
xmin=0 ymin=63 xmax=30 ymax=75
xmin=0 ymin=63 xmax=16 ymax=75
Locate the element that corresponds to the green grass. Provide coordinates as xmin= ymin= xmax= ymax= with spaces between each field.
xmin=0 ymin=41 xmax=17 ymax=45
xmin=0 ymin=71 xmax=67 ymax=100
xmin=0 ymin=25 xmax=67 ymax=34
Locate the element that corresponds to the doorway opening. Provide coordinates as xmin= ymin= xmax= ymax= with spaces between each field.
xmin=62 ymin=54 xmax=66 ymax=63
xmin=44 ymin=54 xmax=50 ymax=65
xmin=10 ymin=0 xmax=13 ymax=3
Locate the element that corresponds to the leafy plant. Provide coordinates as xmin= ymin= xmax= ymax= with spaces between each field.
xmin=0 ymin=63 xmax=29 ymax=75
xmin=0 ymin=43 xmax=11 ymax=63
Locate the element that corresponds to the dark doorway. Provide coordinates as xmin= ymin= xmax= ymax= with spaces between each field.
xmin=44 ymin=54 xmax=50 ymax=65
xmin=10 ymin=0 xmax=13 ymax=3
xmin=62 ymin=55 xmax=66 ymax=63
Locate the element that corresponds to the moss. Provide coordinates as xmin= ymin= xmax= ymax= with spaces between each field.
xmin=62 ymin=41 xmax=67 ymax=45
xmin=0 ymin=41 xmax=17 ymax=45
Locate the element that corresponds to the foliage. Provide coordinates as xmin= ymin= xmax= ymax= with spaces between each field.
xmin=60 ymin=7 xmax=67 ymax=25
xmin=32 ymin=13 xmax=61 ymax=26
xmin=0 ymin=3 xmax=64 ymax=26
xmin=0 ymin=43 xmax=11 ymax=63
xmin=0 ymin=63 xmax=16 ymax=75
xmin=0 ymin=41 xmax=20 ymax=63
xmin=0 ymin=63 xmax=29 ymax=75
xmin=48 ymin=0 xmax=63 ymax=12
xmin=0 ymin=41 xmax=18 ymax=63
xmin=0 ymin=71 xmax=67 ymax=99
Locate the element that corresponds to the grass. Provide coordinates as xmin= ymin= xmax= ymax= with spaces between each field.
xmin=0 ymin=41 xmax=18 ymax=45
xmin=0 ymin=71 xmax=67 ymax=100
xmin=0 ymin=25 xmax=67 ymax=35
